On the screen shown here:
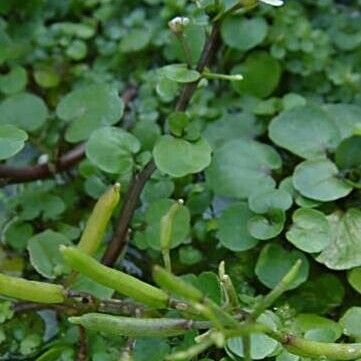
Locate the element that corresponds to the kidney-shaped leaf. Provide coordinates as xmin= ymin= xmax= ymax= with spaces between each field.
xmin=335 ymin=135 xmax=361 ymax=170
xmin=0 ymin=93 xmax=48 ymax=131
xmin=317 ymin=209 xmax=361 ymax=270
xmin=86 ymin=126 xmax=140 ymax=174
xmin=286 ymin=208 xmax=331 ymax=253
xmin=293 ymin=158 xmax=352 ymax=201
xmin=249 ymin=189 xmax=292 ymax=214
xmin=269 ymin=105 xmax=340 ymax=159
xmin=221 ymin=17 xmax=268 ymax=51
xmin=218 ymin=202 xmax=259 ymax=252
xmin=153 ymin=135 xmax=211 ymax=178
xmin=206 ymin=139 xmax=281 ymax=199
xmin=232 ymin=52 xmax=281 ymax=98
xmin=248 ymin=209 xmax=285 ymax=240
xmin=324 ymin=103 xmax=361 ymax=140
xmin=160 ymin=64 xmax=200 ymax=83
xmin=57 ymin=84 xmax=124 ymax=142
xmin=0 ymin=124 xmax=28 ymax=160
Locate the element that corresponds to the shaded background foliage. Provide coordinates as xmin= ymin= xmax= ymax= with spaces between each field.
xmin=0 ymin=0 xmax=360 ymax=360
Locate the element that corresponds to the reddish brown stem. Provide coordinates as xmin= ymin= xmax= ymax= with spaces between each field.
xmin=102 ymin=22 xmax=221 ymax=266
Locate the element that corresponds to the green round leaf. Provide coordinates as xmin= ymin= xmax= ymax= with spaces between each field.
xmin=317 ymin=209 xmax=361 ymax=270
xmin=0 ymin=93 xmax=48 ymax=131
xmin=206 ymin=139 xmax=281 ymax=199
xmin=27 ymin=230 xmax=71 ymax=279
xmin=34 ymin=68 xmax=60 ymax=88
xmin=0 ymin=124 xmax=28 ymax=160
xmin=339 ymin=307 xmax=361 ymax=339
xmin=56 ymin=84 xmax=124 ymax=142
xmin=86 ymin=126 xmax=140 ymax=174
xmin=295 ymin=314 xmax=342 ymax=342
xmin=256 ymin=243 xmax=309 ymax=289
xmin=232 ymin=52 xmax=281 ymax=98
xmin=0 ymin=66 xmax=27 ymax=95
xmin=145 ymin=199 xmax=190 ymax=250
xmin=249 ymin=189 xmax=292 ymax=214
xmin=221 ymin=17 xmax=268 ymax=51
xmin=293 ymin=158 xmax=352 ymax=201
xmin=228 ymin=313 xmax=278 ymax=360
xmin=248 ymin=209 xmax=285 ymax=240
xmin=4 ymin=220 xmax=33 ymax=252
xmin=153 ymin=135 xmax=211 ymax=177
xmin=286 ymin=208 xmax=331 ymax=253
xmin=335 ymin=135 xmax=361 ymax=170
xmin=218 ymin=203 xmax=259 ymax=251
xmin=269 ymin=105 xmax=340 ymax=159
xmin=160 ymin=64 xmax=200 ymax=83
xmin=324 ymin=104 xmax=361 ymax=140
xmin=167 ymin=112 xmax=189 ymax=137
xmin=178 ymin=245 xmax=202 ymax=265
xmin=348 ymin=268 xmax=361 ymax=294
xmin=66 ymin=39 xmax=87 ymax=60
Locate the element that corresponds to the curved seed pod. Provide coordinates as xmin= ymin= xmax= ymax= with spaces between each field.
xmin=153 ymin=265 xmax=203 ymax=302
xmin=160 ymin=199 xmax=184 ymax=251
xmin=0 ymin=273 xmax=65 ymax=304
xmin=61 ymin=246 xmax=169 ymax=308
xmin=286 ymin=337 xmax=361 ymax=361
xmin=69 ymin=313 xmax=205 ymax=337
xmin=77 ymin=183 xmax=121 ymax=255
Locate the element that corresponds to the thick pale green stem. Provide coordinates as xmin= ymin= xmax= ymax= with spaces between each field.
xmin=203 ymin=71 xmax=243 ymax=81
xmin=243 ymin=335 xmax=252 ymax=361
xmin=252 ymin=260 xmax=302 ymax=320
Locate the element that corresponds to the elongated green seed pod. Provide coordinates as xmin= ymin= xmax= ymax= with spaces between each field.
xmin=160 ymin=200 xmax=183 ymax=251
xmin=0 ymin=273 xmax=65 ymax=304
xmin=153 ymin=265 xmax=203 ymax=302
xmin=69 ymin=313 xmax=204 ymax=337
xmin=61 ymin=246 xmax=169 ymax=308
xmin=287 ymin=337 xmax=361 ymax=361
xmin=77 ymin=183 xmax=120 ymax=255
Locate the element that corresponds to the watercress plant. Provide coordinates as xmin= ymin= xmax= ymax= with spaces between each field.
xmin=0 ymin=0 xmax=360 ymax=360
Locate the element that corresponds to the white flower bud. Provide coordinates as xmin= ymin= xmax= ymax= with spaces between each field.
xmin=168 ymin=17 xmax=190 ymax=33
xmin=259 ymin=0 xmax=284 ymax=6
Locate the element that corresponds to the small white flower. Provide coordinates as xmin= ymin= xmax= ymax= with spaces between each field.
xmin=259 ymin=0 xmax=284 ymax=6
xmin=168 ymin=17 xmax=190 ymax=33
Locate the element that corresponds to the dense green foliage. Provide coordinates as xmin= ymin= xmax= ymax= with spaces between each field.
xmin=0 ymin=0 xmax=361 ymax=360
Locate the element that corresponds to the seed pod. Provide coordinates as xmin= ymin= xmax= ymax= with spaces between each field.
xmin=153 ymin=265 xmax=203 ymax=303
xmin=77 ymin=183 xmax=121 ymax=255
xmin=0 ymin=273 xmax=65 ymax=304
xmin=61 ymin=246 xmax=169 ymax=308
xmin=160 ymin=199 xmax=184 ymax=251
xmin=69 ymin=313 xmax=197 ymax=337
